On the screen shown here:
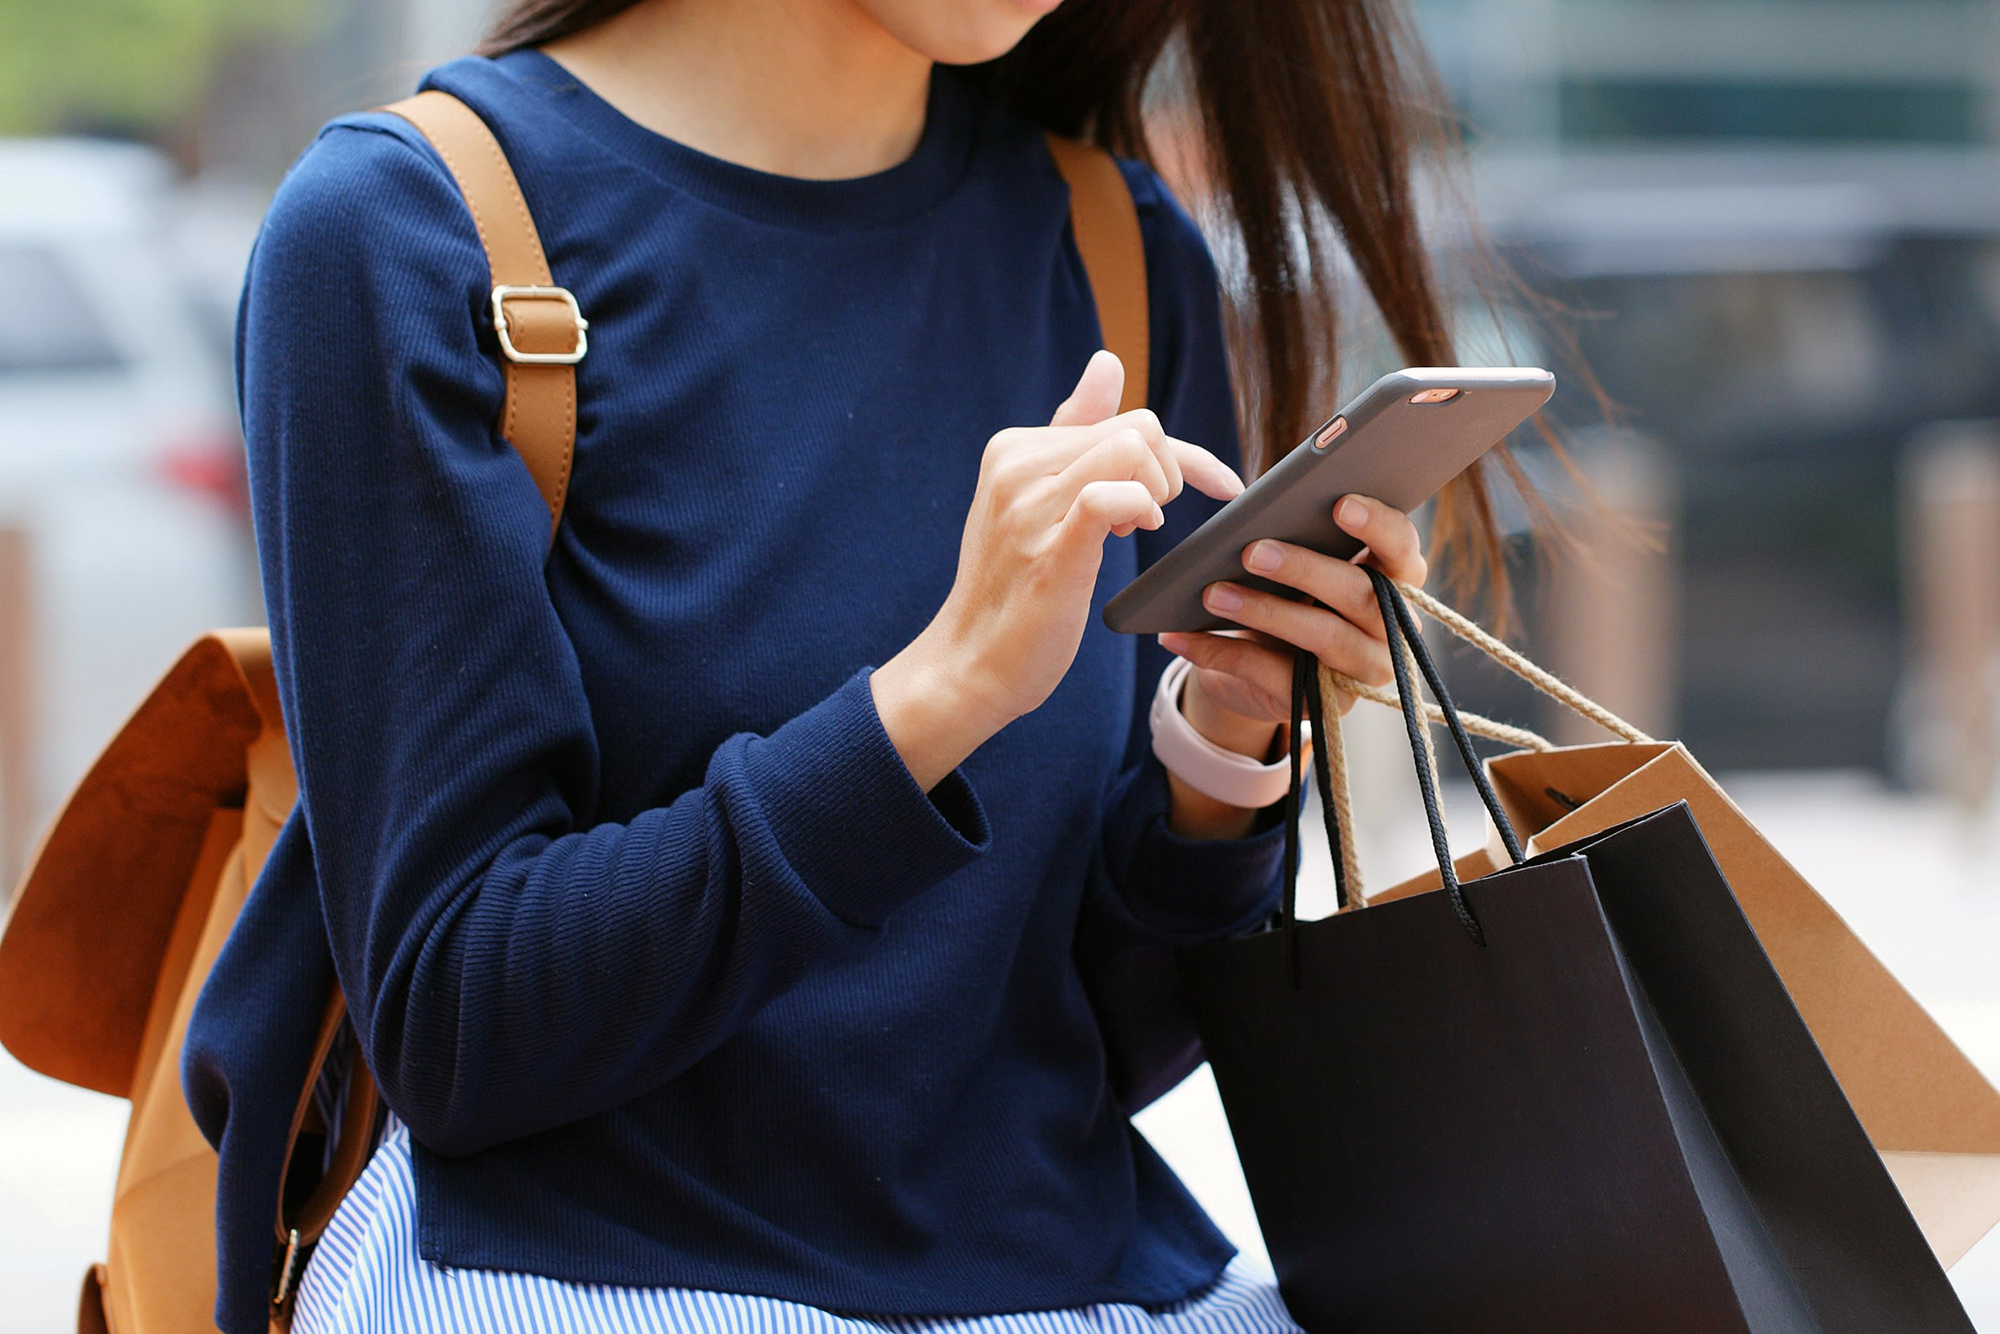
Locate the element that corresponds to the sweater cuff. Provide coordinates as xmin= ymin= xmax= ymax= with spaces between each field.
xmin=1105 ymin=754 xmax=1290 ymax=944
xmin=741 ymin=666 xmax=991 ymax=928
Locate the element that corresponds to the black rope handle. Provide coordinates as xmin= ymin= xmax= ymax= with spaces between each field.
xmin=1300 ymin=653 xmax=1348 ymax=912
xmin=1371 ymin=573 xmax=1528 ymax=867
xmin=1366 ymin=567 xmax=1487 ymax=946
xmin=1277 ymin=569 xmax=1526 ymax=960
xmin=1280 ymin=643 xmax=1353 ymax=988
xmin=1282 ymin=650 xmax=1306 ymax=984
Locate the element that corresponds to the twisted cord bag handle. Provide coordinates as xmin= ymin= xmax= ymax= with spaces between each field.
xmin=1397 ymin=583 xmax=1656 ymax=744
xmin=1302 ymin=578 xmax=1652 ymax=905
xmin=1315 ymin=581 xmax=1655 ymax=755
xmin=1278 ymin=572 xmax=1531 ymax=975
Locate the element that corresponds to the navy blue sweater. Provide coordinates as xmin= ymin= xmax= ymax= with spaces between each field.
xmin=185 ymin=49 xmax=1288 ymax=1332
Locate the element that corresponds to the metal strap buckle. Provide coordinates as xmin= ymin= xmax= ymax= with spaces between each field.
xmin=272 ymin=1227 xmax=303 ymax=1311
xmin=491 ymin=284 xmax=589 ymax=365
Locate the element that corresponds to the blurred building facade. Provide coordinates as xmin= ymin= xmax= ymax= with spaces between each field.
xmin=1408 ymin=0 xmax=2000 ymax=786
xmin=1423 ymin=0 xmax=2000 ymax=150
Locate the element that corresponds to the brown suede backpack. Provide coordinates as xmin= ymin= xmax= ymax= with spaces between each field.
xmin=0 ymin=89 xmax=1149 ymax=1334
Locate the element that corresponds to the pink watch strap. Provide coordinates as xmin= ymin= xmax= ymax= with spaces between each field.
xmin=1149 ymin=656 xmax=1303 ymax=810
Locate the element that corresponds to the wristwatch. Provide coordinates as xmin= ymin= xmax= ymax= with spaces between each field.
xmin=1149 ymin=655 xmax=1304 ymax=810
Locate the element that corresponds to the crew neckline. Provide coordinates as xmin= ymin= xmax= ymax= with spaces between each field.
xmin=483 ymin=47 xmax=977 ymax=231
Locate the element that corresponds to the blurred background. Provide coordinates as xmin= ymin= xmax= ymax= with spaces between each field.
xmin=1 ymin=0 xmax=1997 ymax=1328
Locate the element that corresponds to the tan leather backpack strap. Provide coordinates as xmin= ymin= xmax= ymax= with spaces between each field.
xmin=271 ymin=88 xmax=579 ymax=1312
xmin=268 ymin=92 xmax=573 ymax=1324
xmin=381 ymin=90 xmax=583 ymax=540
xmin=1044 ymin=132 xmax=1149 ymax=415
xmin=269 ymin=991 xmax=381 ymax=1328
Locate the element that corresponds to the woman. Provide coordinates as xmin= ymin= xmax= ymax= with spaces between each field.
xmin=198 ymin=0 xmax=1506 ymax=1328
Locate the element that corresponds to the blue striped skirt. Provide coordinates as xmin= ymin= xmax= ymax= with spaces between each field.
xmin=292 ymin=1116 xmax=1303 ymax=1334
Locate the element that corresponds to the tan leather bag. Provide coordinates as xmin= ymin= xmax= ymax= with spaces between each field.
xmin=0 ymin=89 xmax=1151 ymax=1334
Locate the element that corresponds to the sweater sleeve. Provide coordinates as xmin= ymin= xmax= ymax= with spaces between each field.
xmin=239 ymin=119 xmax=990 ymax=1158
xmin=1075 ymin=162 xmax=1292 ymax=1112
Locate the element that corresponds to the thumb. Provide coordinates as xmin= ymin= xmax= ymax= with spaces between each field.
xmin=1050 ymin=349 xmax=1125 ymax=427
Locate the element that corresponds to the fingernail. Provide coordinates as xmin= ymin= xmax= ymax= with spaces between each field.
xmin=1244 ymin=540 xmax=1282 ymax=573
xmin=1150 ymin=503 xmax=1165 ymax=527
xmin=1205 ymin=583 xmax=1242 ymax=613
xmin=1158 ymin=632 xmax=1187 ymax=654
xmin=1338 ymin=497 xmax=1368 ymax=529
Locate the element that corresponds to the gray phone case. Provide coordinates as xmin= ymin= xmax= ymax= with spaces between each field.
xmin=1102 ymin=367 xmax=1554 ymax=634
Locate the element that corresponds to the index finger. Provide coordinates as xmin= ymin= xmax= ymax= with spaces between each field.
xmin=1172 ymin=438 xmax=1245 ymax=502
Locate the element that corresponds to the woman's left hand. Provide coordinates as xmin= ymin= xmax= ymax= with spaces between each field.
xmin=1158 ymin=494 xmax=1428 ymax=741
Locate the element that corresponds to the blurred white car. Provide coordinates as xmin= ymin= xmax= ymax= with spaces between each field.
xmin=0 ymin=138 xmax=258 ymax=842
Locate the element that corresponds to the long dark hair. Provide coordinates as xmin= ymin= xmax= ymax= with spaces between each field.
xmin=479 ymin=0 xmax=1551 ymax=603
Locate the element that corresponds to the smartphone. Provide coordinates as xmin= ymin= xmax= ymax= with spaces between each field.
xmin=1101 ymin=367 xmax=1554 ymax=634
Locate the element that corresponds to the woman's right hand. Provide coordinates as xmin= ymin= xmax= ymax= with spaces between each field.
xmin=872 ymin=351 xmax=1244 ymax=790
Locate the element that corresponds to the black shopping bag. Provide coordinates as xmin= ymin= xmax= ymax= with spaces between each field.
xmin=1181 ymin=569 xmax=1972 ymax=1332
